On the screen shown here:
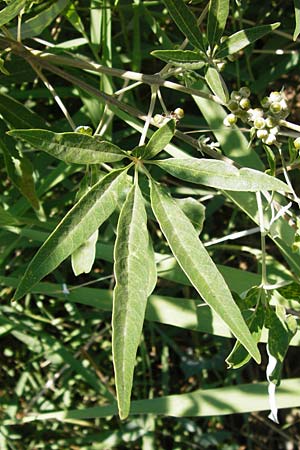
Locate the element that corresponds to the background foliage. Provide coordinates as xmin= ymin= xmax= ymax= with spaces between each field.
xmin=1 ymin=0 xmax=300 ymax=448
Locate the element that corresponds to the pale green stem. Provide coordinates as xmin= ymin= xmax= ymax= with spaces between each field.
xmin=139 ymin=85 xmax=158 ymax=146
xmin=278 ymin=145 xmax=300 ymax=208
xmin=256 ymin=191 xmax=268 ymax=287
xmin=279 ymin=119 xmax=300 ymax=134
xmin=28 ymin=60 xmax=76 ymax=130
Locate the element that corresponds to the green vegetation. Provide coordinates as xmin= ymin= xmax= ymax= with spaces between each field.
xmin=1 ymin=0 xmax=300 ymax=447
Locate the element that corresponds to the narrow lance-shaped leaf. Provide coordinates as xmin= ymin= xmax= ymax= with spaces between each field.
xmin=294 ymin=0 xmax=300 ymax=41
xmin=154 ymin=157 xmax=291 ymax=192
xmin=151 ymin=49 xmax=206 ymax=69
xmin=207 ymin=0 xmax=230 ymax=48
xmin=8 ymin=129 xmax=126 ymax=164
xmin=112 ymin=182 xmax=153 ymax=419
xmin=71 ymin=229 xmax=99 ymax=276
xmin=142 ymin=119 xmax=176 ymax=159
xmin=162 ymin=0 xmax=205 ymax=51
xmin=216 ymin=23 xmax=280 ymax=58
xmin=205 ymin=65 xmax=229 ymax=104
xmin=14 ymin=169 xmax=130 ymax=301
xmin=265 ymin=305 xmax=297 ymax=385
xmin=150 ymin=180 xmax=261 ymax=363
xmin=0 ymin=0 xmax=26 ymax=28
xmin=0 ymin=122 xmax=40 ymax=210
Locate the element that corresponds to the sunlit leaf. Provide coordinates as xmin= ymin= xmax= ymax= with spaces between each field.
xmin=112 ymin=182 xmax=153 ymax=419
xmin=150 ymin=179 xmax=261 ymax=363
xmin=216 ymin=23 xmax=280 ymax=58
xmin=142 ymin=119 xmax=176 ymax=159
xmin=0 ymin=0 xmax=26 ymax=28
xmin=207 ymin=0 xmax=229 ymax=48
xmin=8 ymin=129 xmax=126 ymax=164
xmin=205 ymin=65 xmax=229 ymax=103
xmin=162 ymin=0 xmax=205 ymax=51
xmin=154 ymin=157 xmax=291 ymax=192
xmin=151 ymin=49 xmax=206 ymax=69
xmin=14 ymin=169 xmax=130 ymax=300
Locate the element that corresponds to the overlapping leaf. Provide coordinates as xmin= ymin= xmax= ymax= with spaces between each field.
xmin=162 ymin=0 xmax=205 ymax=51
xmin=8 ymin=129 xmax=126 ymax=164
xmin=207 ymin=0 xmax=230 ymax=48
xmin=149 ymin=179 xmax=261 ymax=363
xmin=154 ymin=157 xmax=291 ymax=192
xmin=151 ymin=49 xmax=206 ymax=69
xmin=112 ymin=182 xmax=155 ymax=419
xmin=14 ymin=169 xmax=129 ymax=300
xmin=216 ymin=23 xmax=280 ymax=58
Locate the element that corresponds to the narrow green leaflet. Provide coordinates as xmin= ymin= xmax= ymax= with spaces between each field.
xmin=207 ymin=0 xmax=230 ymax=48
xmin=16 ymin=378 xmax=300 ymax=422
xmin=205 ymin=65 xmax=229 ymax=103
xmin=0 ymin=0 xmax=26 ymax=28
xmin=265 ymin=305 xmax=297 ymax=385
xmin=71 ymin=229 xmax=99 ymax=276
xmin=162 ymin=0 xmax=205 ymax=51
xmin=154 ymin=158 xmax=291 ymax=192
xmin=9 ymin=0 xmax=69 ymax=39
xmin=176 ymin=197 xmax=205 ymax=234
xmin=216 ymin=23 xmax=280 ymax=58
xmin=150 ymin=50 xmax=206 ymax=69
xmin=8 ymin=129 xmax=126 ymax=164
xmin=14 ymin=169 xmax=129 ymax=301
xmin=294 ymin=0 xmax=300 ymax=40
xmin=0 ymin=123 xmax=40 ymax=210
xmin=0 ymin=205 xmax=19 ymax=226
xmin=112 ymin=183 xmax=152 ymax=419
xmin=150 ymin=180 xmax=261 ymax=363
xmin=226 ymin=304 xmax=265 ymax=369
xmin=142 ymin=119 xmax=176 ymax=159
xmin=0 ymin=93 xmax=49 ymax=129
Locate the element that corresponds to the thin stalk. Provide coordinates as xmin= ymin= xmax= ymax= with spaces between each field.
xmin=256 ymin=192 xmax=267 ymax=287
xmin=28 ymin=60 xmax=76 ymax=130
xmin=139 ymin=85 xmax=158 ymax=146
xmin=278 ymin=145 xmax=300 ymax=208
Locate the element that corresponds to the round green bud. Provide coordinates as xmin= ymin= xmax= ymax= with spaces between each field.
xmin=254 ymin=117 xmax=266 ymax=129
xmin=75 ymin=125 xmax=93 ymax=136
xmin=269 ymin=126 xmax=279 ymax=135
xmin=269 ymin=91 xmax=282 ymax=102
xmin=265 ymin=116 xmax=277 ymax=128
xmin=230 ymin=90 xmax=241 ymax=101
xmin=227 ymin=100 xmax=239 ymax=112
xmin=261 ymin=97 xmax=270 ymax=108
xmin=224 ymin=113 xmax=237 ymax=126
xmin=263 ymin=133 xmax=277 ymax=145
xmin=239 ymin=86 xmax=251 ymax=98
xmin=256 ymin=129 xmax=269 ymax=139
xmin=294 ymin=137 xmax=300 ymax=149
xmin=270 ymin=102 xmax=282 ymax=114
xmin=174 ymin=107 xmax=184 ymax=119
xmin=239 ymin=98 xmax=251 ymax=110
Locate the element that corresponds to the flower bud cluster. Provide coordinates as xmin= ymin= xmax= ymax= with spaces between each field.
xmin=223 ymin=88 xmax=290 ymax=146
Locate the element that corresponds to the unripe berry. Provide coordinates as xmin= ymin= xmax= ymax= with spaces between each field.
xmin=266 ymin=116 xmax=277 ymax=128
xmin=270 ymin=102 xmax=282 ymax=114
xmin=230 ymin=90 xmax=241 ymax=101
xmin=294 ymin=137 xmax=300 ymax=149
xmin=239 ymin=86 xmax=251 ymax=98
xmin=174 ymin=107 xmax=184 ymax=119
xmin=269 ymin=91 xmax=282 ymax=102
xmin=263 ymin=134 xmax=277 ymax=145
xmin=227 ymin=100 xmax=239 ymax=112
xmin=239 ymin=98 xmax=251 ymax=110
xmin=223 ymin=113 xmax=237 ymax=126
xmin=261 ymin=97 xmax=270 ymax=108
xmin=256 ymin=129 xmax=269 ymax=139
xmin=75 ymin=125 xmax=93 ymax=135
xmin=254 ymin=117 xmax=266 ymax=129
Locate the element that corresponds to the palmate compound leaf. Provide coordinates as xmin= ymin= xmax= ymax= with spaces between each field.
xmin=112 ymin=182 xmax=156 ymax=420
xmin=154 ymin=157 xmax=291 ymax=192
xmin=150 ymin=179 xmax=261 ymax=364
xmin=8 ymin=129 xmax=126 ymax=164
xmin=14 ymin=169 xmax=130 ymax=301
